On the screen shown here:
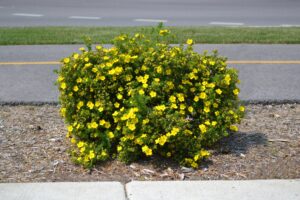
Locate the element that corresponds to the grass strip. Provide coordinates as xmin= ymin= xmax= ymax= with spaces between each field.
xmin=0 ymin=26 xmax=300 ymax=45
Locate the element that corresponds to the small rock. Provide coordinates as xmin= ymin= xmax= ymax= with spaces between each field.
xmin=129 ymin=164 xmax=136 ymax=169
xmin=167 ymin=167 xmax=174 ymax=173
xmin=181 ymin=167 xmax=194 ymax=173
xmin=49 ymin=138 xmax=61 ymax=142
xmin=159 ymin=172 xmax=169 ymax=178
xmin=240 ymin=153 xmax=246 ymax=158
xmin=179 ymin=173 xmax=185 ymax=180
xmin=142 ymin=169 xmax=155 ymax=175
xmin=202 ymin=167 xmax=208 ymax=172
xmin=52 ymin=160 xmax=59 ymax=166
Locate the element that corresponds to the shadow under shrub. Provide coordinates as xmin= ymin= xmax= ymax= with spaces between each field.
xmin=56 ymin=26 xmax=244 ymax=168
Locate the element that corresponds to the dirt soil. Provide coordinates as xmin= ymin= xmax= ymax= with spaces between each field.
xmin=0 ymin=104 xmax=299 ymax=183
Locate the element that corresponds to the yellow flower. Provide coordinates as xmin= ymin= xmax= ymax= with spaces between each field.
xmin=155 ymin=105 xmax=167 ymax=111
xmin=60 ymin=82 xmax=66 ymax=90
xmin=155 ymin=135 xmax=167 ymax=146
xmin=205 ymin=120 xmax=211 ymax=126
xmin=199 ymin=124 xmax=207 ymax=133
xmin=216 ymin=89 xmax=222 ymax=95
xmin=114 ymin=102 xmax=120 ymax=108
xmin=215 ymin=111 xmax=220 ymax=116
xmin=107 ymin=132 xmax=115 ymax=139
xmin=58 ymin=76 xmax=64 ymax=82
xmin=239 ymin=106 xmax=245 ymax=112
xmin=186 ymin=39 xmax=193 ymax=45
xmin=233 ymin=89 xmax=239 ymax=95
xmin=138 ymin=89 xmax=145 ymax=95
xmin=89 ymin=150 xmax=95 ymax=159
xmin=77 ymin=101 xmax=84 ymax=110
xmin=194 ymin=154 xmax=199 ymax=161
xmin=73 ymin=85 xmax=79 ymax=92
xmin=159 ymin=29 xmax=169 ymax=36
xmin=67 ymin=125 xmax=73 ymax=132
xmin=230 ymin=125 xmax=238 ymax=132
xmin=99 ymin=119 xmax=106 ymax=126
xmin=170 ymin=103 xmax=178 ymax=109
xmin=76 ymin=77 xmax=82 ymax=83
xmin=194 ymin=96 xmax=199 ymax=102
xmin=73 ymin=54 xmax=79 ymax=59
xmin=127 ymin=123 xmax=136 ymax=131
xmin=77 ymin=141 xmax=84 ymax=148
xmin=117 ymin=146 xmax=123 ymax=152
xmin=150 ymin=91 xmax=157 ymax=98
xmin=84 ymin=57 xmax=89 ymax=62
xmin=199 ymin=92 xmax=207 ymax=99
xmin=104 ymin=122 xmax=111 ymax=129
xmin=63 ymin=58 xmax=70 ymax=64
xmin=154 ymin=78 xmax=160 ymax=82
xmin=87 ymin=101 xmax=94 ymax=109
xmin=224 ymin=74 xmax=231 ymax=85
xmin=90 ymin=122 xmax=98 ymax=129
xmin=170 ymin=127 xmax=180 ymax=136
xmin=71 ymin=138 xmax=76 ymax=144
xmin=180 ymin=104 xmax=186 ymax=110
xmin=188 ymin=106 xmax=194 ymax=113
xmin=99 ymin=75 xmax=106 ymax=81
xmin=212 ymin=121 xmax=217 ymax=126
xmin=204 ymin=107 xmax=210 ymax=113
xmin=142 ymin=119 xmax=149 ymax=125
xmin=142 ymin=145 xmax=153 ymax=156
xmin=117 ymin=93 xmax=123 ymax=100
xmin=98 ymin=107 xmax=104 ymax=112
xmin=200 ymin=149 xmax=210 ymax=157
xmin=177 ymin=93 xmax=185 ymax=102
xmin=169 ymin=96 xmax=176 ymax=103
xmin=156 ymin=65 xmax=162 ymax=73
xmin=60 ymin=109 xmax=67 ymax=120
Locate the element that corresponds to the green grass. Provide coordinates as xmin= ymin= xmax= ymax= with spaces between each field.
xmin=0 ymin=26 xmax=300 ymax=45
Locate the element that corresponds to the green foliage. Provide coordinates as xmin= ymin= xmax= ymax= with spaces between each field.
xmin=56 ymin=26 xmax=244 ymax=168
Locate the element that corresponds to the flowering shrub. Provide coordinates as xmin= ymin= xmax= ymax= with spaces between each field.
xmin=56 ymin=26 xmax=244 ymax=168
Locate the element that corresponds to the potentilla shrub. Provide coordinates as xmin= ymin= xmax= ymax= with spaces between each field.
xmin=56 ymin=27 xmax=244 ymax=168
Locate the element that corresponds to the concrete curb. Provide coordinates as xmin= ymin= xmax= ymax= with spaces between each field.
xmin=0 ymin=182 xmax=126 ymax=200
xmin=126 ymin=180 xmax=300 ymax=200
xmin=1 ymin=180 xmax=299 ymax=200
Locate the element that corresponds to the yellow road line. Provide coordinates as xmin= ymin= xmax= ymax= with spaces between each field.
xmin=0 ymin=61 xmax=60 ymax=65
xmin=0 ymin=60 xmax=300 ymax=65
xmin=227 ymin=60 xmax=300 ymax=64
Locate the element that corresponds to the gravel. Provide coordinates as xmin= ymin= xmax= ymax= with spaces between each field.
xmin=0 ymin=104 xmax=299 ymax=183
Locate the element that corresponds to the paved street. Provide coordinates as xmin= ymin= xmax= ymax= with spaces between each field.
xmin=0 ymin=44 xmax=300 ymax=103
xmin=0 ymin=0 xmax=299 ymax=27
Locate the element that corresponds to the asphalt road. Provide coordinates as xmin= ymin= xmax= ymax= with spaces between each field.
xmin=0 ymin=0 xmax=300 ymax=27
xmin=0 ymin=44 xmax=299 ymax=103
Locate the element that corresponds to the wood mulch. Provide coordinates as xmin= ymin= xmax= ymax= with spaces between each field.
xmin=0 ymin=104 xmax=299 ymax=183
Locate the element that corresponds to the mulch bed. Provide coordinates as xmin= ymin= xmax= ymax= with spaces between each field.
xmin=0 ymin=104 xmax=299 ymax=183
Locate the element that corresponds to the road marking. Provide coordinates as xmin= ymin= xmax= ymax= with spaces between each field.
xmin=0 ymin=61 xmax=60 ymax=65
xmin=280 ymin=24 xmax=300 ymax=27
xmin=69 ymin=16 xmax=101 ymax=20
xmin=134 ymin=18 xmax=168 ymax=23
xmin=1 ymin=60 xmax=300 ymax=66
xmin=12 ymin=13 xmax=43 ymax=17
xmin=227 ymin=60 xmax=300 ymax=64
xmin=210 ymin=21 xmax=244 ymax=26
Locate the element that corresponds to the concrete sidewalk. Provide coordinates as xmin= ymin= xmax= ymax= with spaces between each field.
xmin=0 ymin=44 xmax=300 ymax=103
xmin=1 ymin=180 xmax=299 ymax=200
